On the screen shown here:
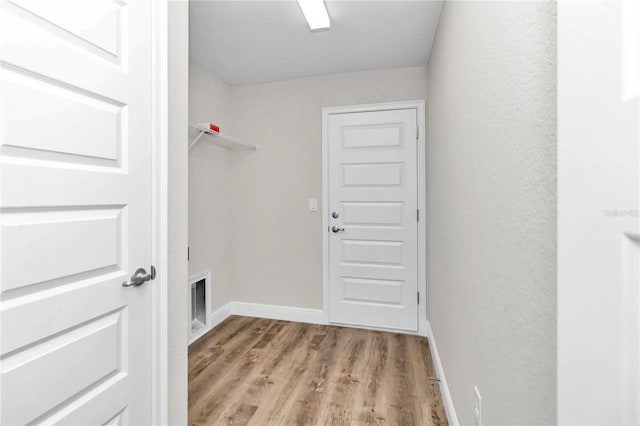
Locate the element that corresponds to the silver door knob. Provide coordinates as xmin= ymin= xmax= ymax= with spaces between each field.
xmin=122 ymin=267 xmax=154 ymax=287
xmin=332 ymin=212 xmax=340 ymax=219
xmin=332 ymin=226 xmax=345 ymax=233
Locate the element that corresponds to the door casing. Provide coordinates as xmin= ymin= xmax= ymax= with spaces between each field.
xmin=321 ymin=100 xmax=428 ymax=336
xmin=151 ymin=0 xmax=169 ymax=423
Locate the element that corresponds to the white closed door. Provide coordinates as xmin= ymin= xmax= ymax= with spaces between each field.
xmin=328 ymin=109 xmax=419 ymax=331
xmin=1 ymin=1 xmax=155 ymax=424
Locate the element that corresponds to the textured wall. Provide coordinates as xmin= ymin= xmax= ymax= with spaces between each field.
xmin=168 ymin=1 xmax=189 ymax=424
xmin=228 ymin=67 xmax=428 ymax=308
xmin=426 ymin=2 xmax=557 ymax=424
xmin=188 ymin=59 xmax=235 ymax=311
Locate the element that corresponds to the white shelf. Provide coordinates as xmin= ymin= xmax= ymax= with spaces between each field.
xmin=188 ymin=122 xmax=256 ymax=151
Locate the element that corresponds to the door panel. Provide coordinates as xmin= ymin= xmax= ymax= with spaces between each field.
xmin=2 ymin=208 xmax=122 ymax=291
xmin=342 ymin=202 xmax=403 ymax=226
xmin=342 ymin=277 xmax=404 ymax=305
xmin=4 ymin=0 xmax=125 ymax=66
xmin=328 ymin=109 xmax=418 ymax=331
xmin=2 ymin=68 xmax=123 ymax=163
xmin=0 ymin=1 xmax=154 ymax=424
xmin=342 ymin=162 xmax=404 ymax=187
xmin=3 ymin=310 xmax=125 ymax=426
xmin=9 ymin=0 xmax=122 ymax=58
xmin=342 ymin=239 xmax=403 ymax=265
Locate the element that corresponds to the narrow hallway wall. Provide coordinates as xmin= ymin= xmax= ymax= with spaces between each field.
xmin=188 ymin=59 xmax=236 ymax=312
xmin=426 ymin=2 xmax=557 ymax=424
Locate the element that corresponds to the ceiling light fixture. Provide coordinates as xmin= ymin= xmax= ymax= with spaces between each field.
xmin=297 ymin=0 xmax=330 ymax=31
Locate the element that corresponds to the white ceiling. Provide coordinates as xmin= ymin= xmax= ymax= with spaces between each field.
xmin=189 ymin=1 xmax=443 ymax=86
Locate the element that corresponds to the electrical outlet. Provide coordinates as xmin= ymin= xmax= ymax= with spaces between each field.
xmin=474 ymin=386 xmax=482 ymax=426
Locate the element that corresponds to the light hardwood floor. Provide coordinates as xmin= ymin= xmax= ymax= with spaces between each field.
xmin=188 ymin=316 xmax=448 ymax=426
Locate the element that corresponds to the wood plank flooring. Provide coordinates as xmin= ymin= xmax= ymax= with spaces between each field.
xmin=188 ymin=316 xmax=448 ymax=426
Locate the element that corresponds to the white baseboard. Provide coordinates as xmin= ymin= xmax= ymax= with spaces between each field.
xmin=425 ymin=322 xmax=459 ymax=426
xmin=210 ymin=302 xmax=232 ymax=329
xmin=207 ymin=301 xmax=326 ymax=330
xmin=210 ymin=302 xmax=425 ymax=335
xmin=229 ymin=301 xmax=326 ymax=325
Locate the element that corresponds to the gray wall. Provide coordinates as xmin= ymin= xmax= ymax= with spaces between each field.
xmin=168 ymin=1 xmax=189 ymax=424
xmin=230 ymin=67 xmax=428 ymax=309
xmin=188 ymin=59 xmax=236 ymax=312
xmin=426 ymin=2 xmax=557 ymax=424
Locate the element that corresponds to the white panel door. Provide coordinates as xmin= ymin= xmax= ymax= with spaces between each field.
xmin=0 ymin=1 xmax=155 ymax=424
xmin=328 ymin=109 xmax=419 ymax=331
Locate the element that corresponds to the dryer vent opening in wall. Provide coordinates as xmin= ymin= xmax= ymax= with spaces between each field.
xmin=189 ymin=272 xmax=212 ymax=344
xmin=191 ymin=279 xmax=206 ymax=332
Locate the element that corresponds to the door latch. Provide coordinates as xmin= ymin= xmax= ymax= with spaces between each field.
xmin=122 ymin=266 xmax=155 ymax=287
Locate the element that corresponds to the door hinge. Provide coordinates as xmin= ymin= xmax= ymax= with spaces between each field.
xmin=416 ymin=125 xmax=419 ymax=140
xmin=417 ymin=209 xmax=420 ymax=222
xmin=417 ymin=291 xmax=420 ymax=304
xmin=187 ymin=246 xmax=190 ymax=261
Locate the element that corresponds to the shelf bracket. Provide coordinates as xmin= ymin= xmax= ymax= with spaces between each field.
xmin=189 ymin=130 xmax=206 ymax=150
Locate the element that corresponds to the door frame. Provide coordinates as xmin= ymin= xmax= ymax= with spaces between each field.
xmin=151 ymin=0 xmax=169 ymax=423
xmin=321 ymin=100 xmax=428 ymax=336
